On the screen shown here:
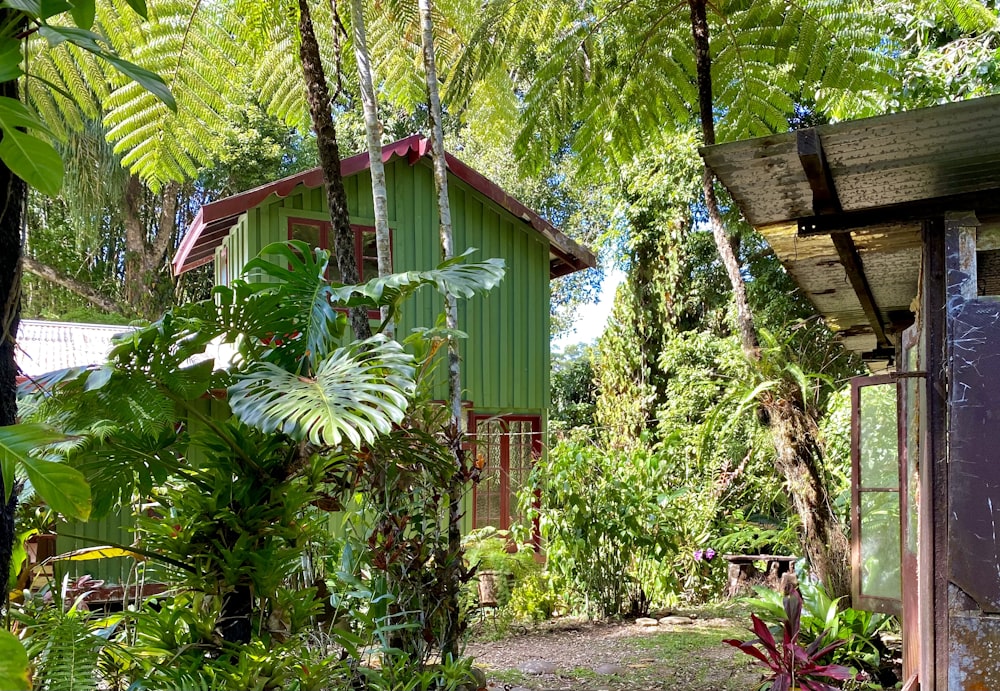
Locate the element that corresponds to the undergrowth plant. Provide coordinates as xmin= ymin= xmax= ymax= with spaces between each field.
xmin=744 ymin=561 xmax=896 ymax=685
xmin=725 ymin=590 xmax=858 ymax=691
xmin=20 ymin=242 xmax=504 ymax=689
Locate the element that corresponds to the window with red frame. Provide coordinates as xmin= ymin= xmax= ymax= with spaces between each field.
xmin=471 ymin=415 xmax=541 ymax=544
xmin=287 ymin=219 xmax=387 ymax=317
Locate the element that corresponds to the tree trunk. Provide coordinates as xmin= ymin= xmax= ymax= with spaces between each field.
xmin=0 ymin=55 xmax=26 ymax=611
xmin=298 ymin=0 xmax=371 ymax=341
xmin=687 ymin=0 xmax=850 ymax=598
xmin=22 ymin=256 xmax=121 ymax=314
xmin=350 ymin=0 xmax=393 ymax=334
xmin=123 ymin=176 xmax=181 ymax=320
xmin=767 ymin=395 xmax=851 ymax=599
xmin=418 ymin=0 xmax=464 ymax=659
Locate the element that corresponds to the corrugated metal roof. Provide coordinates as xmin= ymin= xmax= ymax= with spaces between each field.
xmin=701 ymin=94 xmax=1000 ymax=356
xmin=16 ymin=319 xmax=236 ymax=379
xmin=16 ymin=320 xmax=133 ymax=376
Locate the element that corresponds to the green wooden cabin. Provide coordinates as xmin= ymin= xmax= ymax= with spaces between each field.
xmin=55 ymin=137 xmax=594 ymax=585
xmin=174 ymin=135 xmax=596 ymax=537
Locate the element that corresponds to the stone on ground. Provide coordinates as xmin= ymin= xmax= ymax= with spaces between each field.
xmin=516 ymin=659 xmax=559 ymax=675
xmin=659 ymin=615 xmax=694 ymax=625
xmin=594 ymin=663 xmax=624 ymax=675
xmin=635 ymin=617 xmax=659 ymax=627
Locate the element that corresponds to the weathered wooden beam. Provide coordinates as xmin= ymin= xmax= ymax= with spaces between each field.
xmin=798 ymin=187 xmax=1000 ymax=236
xmin=830 ymin=233 xmax=890 ymax=349
xmin=795 ymin=128 xmax=889 ymax=350
xmin=797 ymin=128 xmax=841 ymax=215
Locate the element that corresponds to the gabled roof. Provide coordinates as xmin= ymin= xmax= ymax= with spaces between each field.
xmin=173 ymin=135 xmax=597 ymax=279
xmin=701 ymin=94 xmax=1000 ymax=356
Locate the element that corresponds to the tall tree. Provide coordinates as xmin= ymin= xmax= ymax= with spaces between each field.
xmin=459 ymin=0 xmax=895 ymax=597
xmin=349 ymin=0 xmax=393 ymax=331
xmin=0 ymin=0 xmax=174 ymax=610
xmin=298 ymin=0 xmax=371 ymax=340
xmin=418 ymin=0 xmax=464 ymax=659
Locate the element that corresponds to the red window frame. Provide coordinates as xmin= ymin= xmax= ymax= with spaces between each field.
xmin=286 ymin=218 xmax=389 ymax=319
xmin=470 ymin=414 xmax=542 ymax=548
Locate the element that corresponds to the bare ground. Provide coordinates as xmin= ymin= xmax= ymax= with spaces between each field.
xmin=465 ymin=615 xmax=762 ymax=691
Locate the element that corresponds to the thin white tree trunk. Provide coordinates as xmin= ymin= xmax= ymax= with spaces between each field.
xmin=418 ymin=0 xmax=459 ymax=425
xmin=349 ymin=0 xmax=394 ymax=335
xmin=418 ymin=0 xmax=463 ymax=659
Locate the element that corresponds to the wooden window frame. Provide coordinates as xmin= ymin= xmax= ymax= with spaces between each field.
xmin=470 ymin=414 xmax=542 ymax=548
xmin=851 ymin=374 xmax=903 ymax=615
xmin=286 ymin=218 xmax=389 ymax=319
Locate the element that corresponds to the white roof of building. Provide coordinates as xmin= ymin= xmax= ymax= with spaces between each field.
xmin=15 ymin=319 xmax=134 ymax=376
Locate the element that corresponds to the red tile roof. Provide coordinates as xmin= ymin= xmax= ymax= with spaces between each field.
xmin=172 ymin=135 xmax=597 ymax=279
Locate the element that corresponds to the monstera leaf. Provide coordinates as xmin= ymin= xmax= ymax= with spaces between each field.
xmin=242 ymin=241 xmax=347 ymax=364
xmin=228 ymin=336 xmax=416 ymax=447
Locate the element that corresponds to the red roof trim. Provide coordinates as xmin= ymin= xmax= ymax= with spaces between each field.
xmin=172 ymin=136 xmax=596 ymax=279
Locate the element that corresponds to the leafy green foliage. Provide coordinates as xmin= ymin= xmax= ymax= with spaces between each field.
xmin=0 ymin=424 xmax=90 ymax=520
xmin=456 ymin=0 xmax=896 ymax=178
xmin=550 ymin=344 xmax=596 ymax=431
xmin=526 ymin=440 xmax=684 ymax=617
xmin=745 ymin=562 xmax=897 ymax=682
xmin=230 ymin=336 xmax=415 ymax=446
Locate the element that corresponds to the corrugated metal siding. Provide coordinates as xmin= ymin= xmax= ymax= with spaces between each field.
xmin=57 ymin=510 xmax=136 ymax=583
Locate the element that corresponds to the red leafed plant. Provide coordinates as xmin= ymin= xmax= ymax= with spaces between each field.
xmin=724 ymin=590 xmax=858 ymax=691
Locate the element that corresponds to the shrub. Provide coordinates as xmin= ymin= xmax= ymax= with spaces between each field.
xmin=523 ymin=440 xmax=682 ymax=618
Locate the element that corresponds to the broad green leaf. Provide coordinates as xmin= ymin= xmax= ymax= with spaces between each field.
xmin=0 ymin=41 xmax=22 ymax=82
xmin=40 ymin=0 xmax=72 ymax=18
xmin=0 ymin=0 xmax=41 ymax=14
xmin=20 ymin=456 xmax=91 ymax=520
xmin=84 ymin=365 xmax=113 ymax=391
xmin=0 ymin=631 xmax=29 ymax=691
xmin=243 ymin=241 xmax=344 ymax=363
xmin=229 ymin=335 xmax=416 ymax=447
xmin=0 ymin=128 xmax=63 ymax=195
xmin=0 ymin=96 xmax=52 ymax=134
xmin=329 ymin=249 xmax=506 ymax=311
xmin=69 ymin=0 xmax=95 ymax=28
xmin=0 ymin=424 xmax=65 ymax=501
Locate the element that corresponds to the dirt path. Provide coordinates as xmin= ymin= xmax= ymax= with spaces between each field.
xmin=466 ymin=616 xmax=761 ymax=691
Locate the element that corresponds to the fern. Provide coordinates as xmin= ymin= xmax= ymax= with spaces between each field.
xmin=33 ymin=611 xmax=102 ymax=691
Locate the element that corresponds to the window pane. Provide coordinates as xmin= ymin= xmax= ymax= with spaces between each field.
xmin=360 ymin=231 xmax=380 ymax=281
xmin=290 ymin=222 xmax=322 ymax=249
xmin=508 ymin=421 xmax=533 ymax=525
xmin=474 ymin=421 xmax=502 ymax=529
xmin=860 ymin=491 xmax=902 ymax=598
xmin=859 ymin=384 xmax=898 ymax=488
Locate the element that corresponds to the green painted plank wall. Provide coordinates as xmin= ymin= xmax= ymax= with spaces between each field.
xmin=219 ymin=159 xmax=551 ymax=414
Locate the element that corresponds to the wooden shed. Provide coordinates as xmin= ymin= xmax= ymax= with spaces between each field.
xmin=173 ymin=135 xmax=596 ymax=536
xmin=702 ymin=93 xmax=1000 ymax=691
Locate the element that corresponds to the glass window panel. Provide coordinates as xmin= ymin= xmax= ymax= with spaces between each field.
xmin=860 ymin=491 xmax=902 ymax=598
xmin=860 ymin=385 xmax=898 ymax=488
xmin=360 ymin=231 xmax=380 ymax=280
xmin=290 ymin=222 xmax=322 ymax=249
xmin=474 ymin=421 xmax=502 ymax=529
